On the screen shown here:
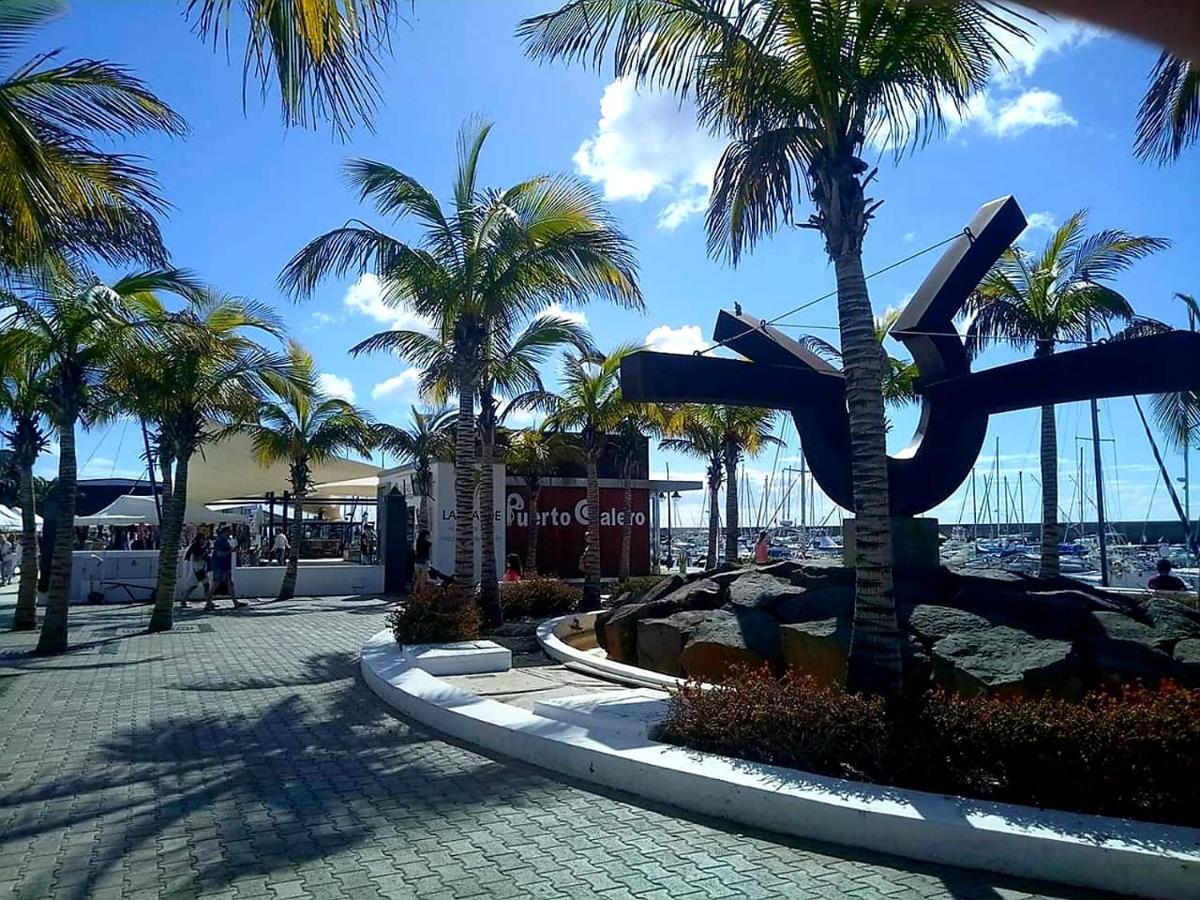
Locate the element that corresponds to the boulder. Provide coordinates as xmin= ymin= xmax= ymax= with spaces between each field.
xmin=781 ymin=618 xmax=849 ymax=686
xmin=637 ymin=610 xmax=722 ymax=676
xmin=643 ymin=575 xmax=684 ymax=603
xmin=932 ymin=627 xmax=1081 ymax=699
xmin=789 ymin=560 xmax=855 ymax=590
xmin=756 ymin=560 xmax=806 ymax=580
xmin=1143 ymin=598 xmax=1200 ymax=647
xmin=726 ymin=571 xmax=806 ymax=611
xmin=1078 ymin=611 xmax=1178 ymax=686
xmin=598 ymin=578 xmax=726 ymax=664
xmin=1174 ymin=638 xmax=1200 ymax=682
xmin=679 ymin=608 xmax=783 ymax=681
xmin=948 ymin=583 xmax=1094 ymax=640
xmin=904 ymin=604 xmax=990 ymax=648
xmin=775 ymin=586 xmax=854 ymax=624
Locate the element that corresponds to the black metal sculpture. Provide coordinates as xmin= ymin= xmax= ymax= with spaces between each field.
xmin=621 ymin=196 xmax=1200 ymax=517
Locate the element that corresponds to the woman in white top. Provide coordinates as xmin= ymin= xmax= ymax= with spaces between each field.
xmin=271 ymin=530 xmax=290 ymax=566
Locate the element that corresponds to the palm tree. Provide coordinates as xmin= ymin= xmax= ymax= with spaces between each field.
xmin=239 ymin=344 xmax=374 ymax=602
xmin=103 ymin=280 xmax=292 ymax=632
xmin=0 ymin=1 xmax=187 ymax=273
xmin=659 ymin=406 xmax=724 ymax=570
xmin=0 ymin=340 xmax=51 ymax=630
xmin=966 ymin=211 xmax=1167 ymax=578
xmin=184 ymin=0 xmax=407 ymax=136
xmin=372 ymin=405 xmax=453 ymax=534
xmin=0 ymin=271 xmax=165 ymax=653
xmin=503 ymin=426 xmax=580 ymax=574
xmin=546 ymin=346 xmax=637 ymax=610
xmin=520 ymin=0 xmax=1030 ymax=696
xmin=281 ymin=118 xmax=641 ymax=601
xmin=715 ymin=406 xmax=782 ymax=565
xmin=1135 ymin=53 xmax=1198 ymax=164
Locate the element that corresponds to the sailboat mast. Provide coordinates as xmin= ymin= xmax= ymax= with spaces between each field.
xmin=1085 ymin=318 xmax=1110 ymax=585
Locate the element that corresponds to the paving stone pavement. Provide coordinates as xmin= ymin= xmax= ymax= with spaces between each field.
xmin=0 ymin=595 xmax=1107 ymax=899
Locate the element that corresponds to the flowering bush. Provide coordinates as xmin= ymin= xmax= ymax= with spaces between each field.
xmin=659 ymin=666 xmax=1200 ymax=826
xmin=389 ymin=584 xmax=481 ymax=645
xmin=500 ymin=577 xmax=581 ymax=619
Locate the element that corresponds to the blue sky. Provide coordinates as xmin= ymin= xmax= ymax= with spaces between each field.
xmin=26 ymin=2 xmax=1200 ymax=532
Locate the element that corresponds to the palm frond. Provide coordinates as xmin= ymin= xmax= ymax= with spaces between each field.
xmin=1135 ymin=52 xmax=1199 ymax=164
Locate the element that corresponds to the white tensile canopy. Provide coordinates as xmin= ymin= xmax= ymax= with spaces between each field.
xmin=0 ymin=504 xmax=42 ymax=530
xmin=185 ymin=433 xmax=380 ymax=505
xmin=75 ymin=494 xmax=246 ymax=527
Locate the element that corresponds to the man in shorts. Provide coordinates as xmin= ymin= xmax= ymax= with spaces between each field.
xmin=211 ymin=526 xmax=246 ymax=609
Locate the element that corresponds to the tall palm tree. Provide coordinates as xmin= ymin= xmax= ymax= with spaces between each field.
xmin=503 ymin=426 xmax=580 ymax=574
xmin=1135 ymin=53 xmax=1198 ymax=164
xmin=184 ymin=0 xmax=407 ymax=136
xmin=372 ymin=405 xmax=453 ymax=534
xmin=0 ymin=271 xmax=165 ymax=653
xmin=966 ymin=211 xmax=1167 ymax=578
xmin=239 ymin=343 xmax=374 ymax=602
xmin=103 ymin=280 xmax=292 ymax=632
xmin=281 ymin=118 xmax=641 ymax=601
xmin=520 ymin=0 xmax=1029 ymax=696
xmin=715 ymin=406 xmax=782 ymax=565
xmin=659 ymin=405 xmax=724 ymax=570
xmin=0 ymin=1 xmax=187 ymax=273
xmin=546 ymin=346 xmax=636 ymax=609
xmin=0 ymin=340 xmax=51 ymax=630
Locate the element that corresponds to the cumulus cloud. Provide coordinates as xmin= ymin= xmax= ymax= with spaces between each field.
xmin=1020 ymin=211 xmax=1058 ymax=238
xmin=343 ymin=274 xmax=434 ymax=333
xmin=645 ymin=323 xmax=708 ymax=355
xmin=992 ymin=12 xmax=1099 ymax=84
xmin=981 ymin=89 xmax=1076 ymax=137
xmin=540 ymin=302 xmax=588 ymax=327
xmin=371 ymin=368 xmax=422 ymax=401
xmin=317 ymin=373 xmax=356 ymax=403
xmin=574 ymin=78 xmax=724 ymax=230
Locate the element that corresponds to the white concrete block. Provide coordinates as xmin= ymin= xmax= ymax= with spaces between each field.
xmin=399 ymin=640 xmax=511 ymax=676
xmin=532 ymin=688 xmax=669 ymax=738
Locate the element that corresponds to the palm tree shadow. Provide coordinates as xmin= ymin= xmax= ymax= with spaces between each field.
xmin=14 ymin=651 xmax=549 ymax=898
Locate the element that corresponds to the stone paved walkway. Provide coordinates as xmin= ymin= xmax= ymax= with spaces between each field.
xmin=0 ymin=593 xmax=1103 ymax=899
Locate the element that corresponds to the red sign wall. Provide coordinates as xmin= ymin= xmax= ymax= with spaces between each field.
xmin=505 ymin=486 xmax=650 ymax=577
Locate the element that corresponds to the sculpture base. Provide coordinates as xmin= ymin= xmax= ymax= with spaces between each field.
xmin=842 ymin=517 xmax=940 ymax=572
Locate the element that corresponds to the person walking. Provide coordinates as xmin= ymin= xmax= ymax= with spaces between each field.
xmin=180 ymin=532 xmax=214 ymax=609
xmin=210 ymin=527 xmax=246 ymax=609
xmin=754 ymin=530 xmax=771 ymax=565
xmin=413 ymin=528 xmax=431 ymax=591
xmin=0 ymin=533 xmax=14 ymax=586
xmin=271 ymin=529 xmax=290 ymax=566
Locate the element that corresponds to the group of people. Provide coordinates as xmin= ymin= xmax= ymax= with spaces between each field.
xmin=0 ymin=533 xmax=21 ymax=586
xmin=180 ymin=526 xmax=246 ymax=610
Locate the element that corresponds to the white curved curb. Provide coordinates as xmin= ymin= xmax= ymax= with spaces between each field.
xmin=536 ymin=613 xmax=687 ymax=690
xmin=362 ymin=629 xmax=1200 ymax=898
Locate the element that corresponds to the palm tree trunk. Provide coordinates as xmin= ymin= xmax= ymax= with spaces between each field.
xmin=619 ymin=461 xmax=633 ymax=580
xmin=1034 ymin=343 xmax=1061 ymax=578
xmin=830 ymin=241 xmax=901 ymax=697
xmin=706 ymin=470 xmax=719 ymax=570
xmin=454 ymin=376 xmax=476 ymax=582
xmin=477 ymin=396 xmax=501 ymax=627
xmin=582 ymin=455 xmax=602 ymax=610
xmin=724 ymin=445 xmax=739 ymax=564
xmin=148 ymin=453 xmax=190 ymax=632
xmin=278 ymin=479 xmax=304 ymax=601
xmin=36 ymin=415 xmax=77 ymax=654
xmin=525 ymin=482 xmax=541 ymax=574
xmin=12 ymin=460 xmax=39 ymax=630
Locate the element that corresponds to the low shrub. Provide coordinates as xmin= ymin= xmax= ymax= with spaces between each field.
xmin=659 ymin=666 xmax=1200 ymax=826
xmin=389 ymin=584 xmax=481 ymax=645
xmin=611 ymin=574 xmax=673 ymax=598
xmin=500 ymin=577 xmax=581 ymax=619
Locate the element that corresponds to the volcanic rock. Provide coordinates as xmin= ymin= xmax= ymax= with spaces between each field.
xmin=726 ymin=571 xmax=806 ymax=611
xmin=678 ymin=608 xmax=782 ymax=680
xmin=781 ymin=618 xmax=849 ymax=686
xmin=775 ymin=586 xmax=854 ymax=624
xmin=637 ymin=610 xmax=724 ymax=676
xmin=932 ymin=627 xmax=1081 ymax=699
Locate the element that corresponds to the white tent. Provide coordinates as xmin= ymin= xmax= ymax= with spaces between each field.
xmin=0 ymin=504 xmax=41 ymax=530
xmin=75 ymin=494 xmax=246 ymax=527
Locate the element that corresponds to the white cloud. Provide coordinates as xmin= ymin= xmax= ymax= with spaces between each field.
xmin=371 ymin=368 xmax=422 ymax=401
xmin=1020 ymin=211 xmax=1057 ymax=238
xmin=982 ymin=89 xmax=1076 ymax=137
xmin=343 ymin=273 xmax=434 ymax=333
xmin=501 ymin=406 xmax=545 ymax=429
xmin=645 ymin=323 xmax=709 ymax=355
xmin=992 ymin=12 xmax=1099 ymax=85
xmin=540 ymin=302 xmax=588 ymax=327
xmin=311 ymin=311 xmax=342 ymax=326
xmin=903 ymin=231 xmax=917 ymax=243
xmin=574 ymin=78 xmax=724 ymax=230
xmin=317 ymin=373 xmax=356 ymax=403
